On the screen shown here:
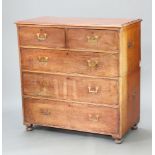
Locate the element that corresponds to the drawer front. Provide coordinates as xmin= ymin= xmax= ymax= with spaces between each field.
xmin=21 ymin=48 xmax=119 ymax=77
xmin=18 ymin=26 xmax=65 ymax=48
xmin=67 ymin=29 xmax=119 ymax=51
xmin=23 ymin=73 xmax=118 ymax=105
xmin=24 ymin=98 xmax=119 ymax=134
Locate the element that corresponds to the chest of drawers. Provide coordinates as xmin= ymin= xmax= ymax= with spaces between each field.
xmin=16 ymin=17 xmax=141 ymax=143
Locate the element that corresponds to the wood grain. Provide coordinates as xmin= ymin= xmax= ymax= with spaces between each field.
xmin=21 ymin=48 xmax=119 ymax=77
xmin=127 ymin=69 xmax=140 ymax=129
xmin=24 ymin=97 xmax=119 ymax=134
xmin=22 ymin=72 xmax=119 ymax=105
xmin=118 ymin=69 xmax=140 ymax=138
xmin=16 ymin=16 xmax=142 ymax=28
xmin=67 ymin=29 xmax=119 ymax=51
xmin=16 ymin=17 xmax=141 ymax=142
xmin=119 ymin=22 xmax=141 ymax=76
xmin=18 ymin=26 xmax=65 ymax=48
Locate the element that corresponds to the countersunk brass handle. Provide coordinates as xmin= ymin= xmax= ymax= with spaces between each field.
xmin=132 ymin=88 xmax=136 ymax=103
xmin=87 ymin=35 xmax=99 ymax=43
xmin=40 ymin=109 xmax=51 ymax=116
xmin=87 ymin=60 xmax=98 ymax=68
xmin=88 ymin=114 xmax=100 ymax=122
xmin=36 ymin=33 xmax=47 ymax=41
xmin=128 ymin=41 xmax=134 ymax=48
xmin=88 ymin=86 xmax=99 ymax=94
xmin=37 ymin=56 xmax=49 ymax=63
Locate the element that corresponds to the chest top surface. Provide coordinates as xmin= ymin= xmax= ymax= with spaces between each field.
xmin=16 ymin=16 xmax=141 ymax=28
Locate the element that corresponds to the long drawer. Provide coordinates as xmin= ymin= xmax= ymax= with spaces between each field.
xmin=24 ymin=98 xmax=119 ymax=134
xmin=23 ymin=72 xmax=119 ymax=105
xmin=21 ymin=48 xmax=119 ymax=77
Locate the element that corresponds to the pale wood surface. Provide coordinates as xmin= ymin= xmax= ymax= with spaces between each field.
xmin=119 ymin=22 xmax=141 ymax=138
xmin=24 ymin=97 xmax=119 ymax=134
xmin=67 ymin=29 xmax=119 ymax=51
xmin=21 ymin=48 xmax=119 ymax=77
xmin=119 ymin=22 xmax=141 ymax=76
xmin=16 ymin=16 xmax=141 ymax=28
xmin=16 ymin=17 xmax=141 ymax=141
xmin=18 ymin=26 xmax=65 ymax=48
xmin=22 ymin=72 xmax=119 ymax=105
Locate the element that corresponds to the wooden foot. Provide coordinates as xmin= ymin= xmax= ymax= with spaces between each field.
xmin=114 ymin=138 xmax=123 ymax=144
xmin=131 ymin=124 xmax=138 ymax=130
xmin=112 ymin=135 xmax=123 ymax=144
xmin=26 ymin=124 xmax=33 ymax=131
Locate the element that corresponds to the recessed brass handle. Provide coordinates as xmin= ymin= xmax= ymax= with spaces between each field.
xmin=36 ymin=33 xmax=47 ymax=41
xmin=87 ymin=35 xmax=99 ymax=43
xmin=88 ymin=114 xmax=99 ymax=122
xmin=128 ymin=41 xmax=134 ymax=48
xmin=132 ymin=88 xmax=136 ymax=104
xmin=87 ymin=60 xmax=98 ymax=68
xmin=88 ymin=86 xmax=99 ymax=93
xmin=37 ymin=56 xmax=49 ymax=63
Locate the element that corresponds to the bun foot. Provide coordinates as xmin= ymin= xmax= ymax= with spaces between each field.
xmin=26 ymin=124 xmax=33 ymax=131
xmin=112 ymin=136 xmax=123 ymax=144
xmin=131 ymin=124 xmax=138 ymax=130
xmin=114 ymin=138 xmax=123 ymax=144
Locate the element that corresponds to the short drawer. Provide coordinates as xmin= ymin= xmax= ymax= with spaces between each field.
xmin=67 ymin=29 xmax=119 ymax=51
xmin=18 ymin=26 xmax=65 ymax=48
xmin=21 ymin=48 xmax=119 ymax=77
xmin=23 ymin=72 xmax=119 ymax=105
xmin=24 ymin=98 xmax=119 ymax=134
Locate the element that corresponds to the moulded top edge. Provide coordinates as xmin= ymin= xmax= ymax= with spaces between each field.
xmin=15 ymin=16 xmax=142 ymax=28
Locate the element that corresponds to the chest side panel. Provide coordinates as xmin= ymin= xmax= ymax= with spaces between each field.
xmin=119 ymin=22 xmax=141 ymax=76
xmin=119 ymin=22 xmax=141 ymax=137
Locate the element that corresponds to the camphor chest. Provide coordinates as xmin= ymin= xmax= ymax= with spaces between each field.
xmin=16 ymin=17 xmax=141 ymax=143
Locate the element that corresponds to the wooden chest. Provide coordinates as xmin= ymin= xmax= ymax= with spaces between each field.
xmin=16 ymin=17 xmax=141 ymax=143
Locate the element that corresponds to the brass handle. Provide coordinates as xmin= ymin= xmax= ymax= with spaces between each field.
xmin=87 ymin=35 xmax=99 ymax=43
xmin=132 ymin=90 xmax=136 ymax=96
xmin=40 ymin=109 xmax=51 ymax=116
xmin=36 ymin=33 xmax=47 ymax=41
xmin=37 ymin=56 xmax=49 ymax=63
xmin=88 ymin=86 xmax=99 ymax=93
xmin=132 ymin=88 xmax=136 ymax=103
xmin=128 ymin=41 xmax=134 ymax=48
xmin=88 ymin=114 xmax=99 ymax=122
xmin=87 ymin=60 xmax=98 ymax=68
